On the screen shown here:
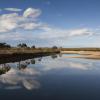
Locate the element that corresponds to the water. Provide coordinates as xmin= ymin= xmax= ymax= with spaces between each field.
xmin=0 ymin=54 xmax=100 ymax=100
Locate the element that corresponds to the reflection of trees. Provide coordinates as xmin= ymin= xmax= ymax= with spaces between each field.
xmin=0 ymin=58 xmax=41 ymax=90
xmin=25 ymin=61 xmax=30 ymax=65
xmin=38 ymin=57 xmax=42 ymax=61
xmin=59 ymin=53 xmax=62 ymax=57
xmin=17 ymin=61 xmax=28 ymax=70
xmin=51 ymin=54 xmax=58 ymax=59
xmin=31 ymin=59 xmax=35 ymax=64
xmin=0 ymin=64 xmax=11 ymax=75
xmin=17 ymin=59 xmax=36 ymax=70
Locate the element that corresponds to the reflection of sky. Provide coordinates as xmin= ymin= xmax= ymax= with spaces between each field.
xmin=0 ymin=55 xmax=100 ymax=90
xmin=0 ymin=67 xmax=40 ymax=90
xmin=32 ymin=55 xmax=100 ymax=75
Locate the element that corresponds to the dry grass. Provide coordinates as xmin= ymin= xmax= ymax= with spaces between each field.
xmin=61 ymin=51 xmax=100 ymax=59
xmin=0 ymin=48 xmax=60 ymax=54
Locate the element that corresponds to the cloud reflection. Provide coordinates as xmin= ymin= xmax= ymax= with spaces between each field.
xmin=0 ymin=67 xmax=40 ymax=90
xmin=38 ymin=57 xmax=96 ymax=72
xmin=0 ymin=55 xmax=100 ymax=90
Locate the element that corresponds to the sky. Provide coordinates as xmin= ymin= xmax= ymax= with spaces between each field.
xmin=0 ymin=0 xmax=100 ymax=47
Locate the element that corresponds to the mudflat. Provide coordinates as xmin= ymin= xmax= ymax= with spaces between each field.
xmin=61 ymin=51 xmax=100 ymax=59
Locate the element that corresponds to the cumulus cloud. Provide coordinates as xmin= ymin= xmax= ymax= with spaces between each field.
xmin=4 ymin=8 xmax=22 ymax=12
xmin=0 ymin=8 xmax=42 ymax=33
xmin=19 ymin=23 xmax=42 ymax=30
xmin=69 ymin=28 xmax=93 ymax=36
xmin=0 ymin=7 xmax=94 ymax=37
xmin=37 ymin=28 xmax=93 ymax=39
xmin=23 ymin=8 xmax=41 ymax=18
xmin=0 ymin=13 xmax=18 ymax=32
xmin=0 ymin=7 xmax=99 ymax=47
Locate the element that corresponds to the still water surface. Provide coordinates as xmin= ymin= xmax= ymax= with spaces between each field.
xmin=0 ymin=54 xmax=100 ymax=100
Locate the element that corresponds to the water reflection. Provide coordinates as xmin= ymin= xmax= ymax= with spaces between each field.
xmin=31 ymin=59 xmax=36 ymax=64
xmin=51 ymin=54 xmax=58 ymax=59
xmin=17 ymin=62 xmax=27 ymax=70
xmin=33 ymin=54 xmax=100 ymax=74
xmin=0 ymin=54 xmax=100 ymax=91
xmin=0 ymin=68 xmax=40 ymax=90
xmin=38 ymin=57 xmax=42 ymax=61
xmin=0 ymin=59 xmax=40 ymax=90
xmin=37 ymin=58 xmax=91 ymax=71
xmin=0 ymin=64 xmax=11 ymax=75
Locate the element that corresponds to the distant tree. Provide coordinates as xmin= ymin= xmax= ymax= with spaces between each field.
xmin=0 ymin=43 xmax=11 ymax=48
xmin=52 ymin=46 xmax=58 ymax=49
xmin=31 ymin=45 xmax=35 ymax=49
xmin=22 ymin=43 xmax=27 ymax=48
xmin=17 ymin=43 xmax=27 ymax=48
xmin=17 ymin=44 xmax=21 ymax=47
xmin=5 ymin=44 xmax=11 ymax=48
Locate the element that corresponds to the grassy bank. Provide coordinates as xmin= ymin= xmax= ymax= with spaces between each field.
xmin=61 ymin=48 xmax=100 ymax=51
xmin=0 ymin=48 xmax=60 ymax=64
xmin=0 ymin=48 xmax=60 ymax=54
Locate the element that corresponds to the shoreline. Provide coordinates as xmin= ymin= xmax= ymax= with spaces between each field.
xmin=0 ymin=49 xmax=60 ymax=64
xmin=0 ymin=48 xmax=100 ymax=62
xmin=61 ymin=51 xmax=100 ymax=59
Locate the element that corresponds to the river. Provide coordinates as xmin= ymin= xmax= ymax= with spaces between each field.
xmin=0 ymin=54 xmax=100 ymax=100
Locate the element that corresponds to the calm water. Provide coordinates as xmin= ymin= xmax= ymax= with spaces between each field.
xmin=0 ymin=54 xmax=100 ymax=100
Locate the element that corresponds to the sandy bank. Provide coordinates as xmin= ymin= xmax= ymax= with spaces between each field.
xmin=61 ymin=51 xmax=100 ymax=59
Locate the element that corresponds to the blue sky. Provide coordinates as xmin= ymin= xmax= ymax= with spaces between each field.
xmin=0 ymin=0 xmax=100 ymax=47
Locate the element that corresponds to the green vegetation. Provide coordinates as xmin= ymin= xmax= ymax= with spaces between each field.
xmin=0 ymin=42 xmax=60 ymax=60
xmin=0 ymin=65 xmax=11 ymax=75
xmin=31 ymin=45 xmax=35 ymax=49
xmin=17 ymin=43 xmax=28 ymax=48
xmin=0 ymin=43 xmax=11 ymax=48
xmin=0 ymin=42 xmax=100 ymax=56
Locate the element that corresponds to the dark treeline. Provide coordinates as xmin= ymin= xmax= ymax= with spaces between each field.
xmin=0 ymin=43 xmax=60 ymax=62
xmin=0 ymin=43 xmax=36 ymax=48
xmin=0 ymin=43 xmax=58 ymax=49
xmin=0 ymin=43 xmax=11 ymax=48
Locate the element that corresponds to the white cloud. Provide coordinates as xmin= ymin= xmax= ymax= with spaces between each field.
xmin=36 ymin=28 xmax=93 ymax=39
xmin=1 ymin=13 xmax=18 ymax=19
xmin=4 ymin=8 xmax=22 ymax=12
xmin=0 ymin=7 xmax=99 ymax=47
xmin=69 ymin=28 xmax=93 ymax=36
xmin=0 ymin=8 xmax=42 ymax=33
xmin=23 ymin=8 xmax=41 ymax=18
xmin=19 ymin=23 xmax=42 ymax=30
xmin=0 ymin=13 xmax=19 ymax=32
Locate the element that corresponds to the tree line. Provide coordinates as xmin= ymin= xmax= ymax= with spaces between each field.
xmin=0 ymin=43 xmax=58 ymax=49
